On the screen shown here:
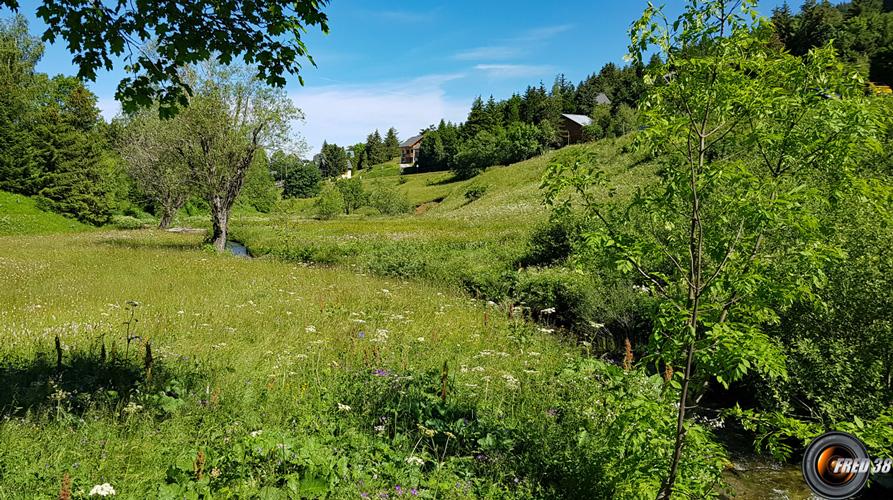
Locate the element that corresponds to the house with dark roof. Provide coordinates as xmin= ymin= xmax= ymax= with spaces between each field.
xmin=560 ymin=114 xmax=593 ymax=145
xmin=399 ymin=134 xmax=424 ymax=166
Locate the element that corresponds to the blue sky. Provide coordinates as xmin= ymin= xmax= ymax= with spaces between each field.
xmin=11 ymin=0 xmax=800 ymax=155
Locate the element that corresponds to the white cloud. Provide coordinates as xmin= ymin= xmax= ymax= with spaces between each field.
xmin=290 ymin=74 xmax=469 ymax=156
xmin=517 ymin=24 xmax=573 ymax=42
xmin=453 ymin=46 xmax=523 ymax=61
xmin=451 ymin=24 xmax=573 ymax=63
xmin=474 ymin=64 xmax=553 ymax=79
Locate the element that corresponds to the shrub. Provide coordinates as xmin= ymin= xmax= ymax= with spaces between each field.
xmin=314 ymin=183 xmax=344 ymax=220
xmin=514 ymin=267 xmax=596 ymax=329
xmin=453 ymin=130 xmax=501 ymax=179
xmin=109 ymin=215 xmax=145 ymax=230
xmin=367 ymin=185 xmax=411 ymax=215
xmin=518 ymin=212 xmax=584 ymax=266
xmin=334 ymin=177 xmax=366 ymax=214
xmin=504 ymin=122 xmax=544 ymax=164
xmin=463 ymin=185 xmax=487 ymax=203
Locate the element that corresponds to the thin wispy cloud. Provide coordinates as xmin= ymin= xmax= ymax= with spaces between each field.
xmin=516 ymin=24 xmax=573 ymax=42
xmin=453 ymin=46 xmax=524 ymax=61
xmin=474 ymin=64 xmax=553 ymax=79
xmin=451 ymin=24 xmax=574 ymax=62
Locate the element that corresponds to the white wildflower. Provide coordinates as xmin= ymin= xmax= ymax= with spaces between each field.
xmin=337 ymin=403 xmax=352 ymax=412
xmin=405 ymin=456 xmax=424 ymax=466
xmin=305 ymin=325 xmax=317 ymax=333
xmin=250 ymin=430 xmax=263 ymax=437
xmin=89 ymin=483 xmax=116 ymax=496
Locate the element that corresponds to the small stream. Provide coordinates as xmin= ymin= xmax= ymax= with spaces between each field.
xmin=225 ymin=240 xmax=251 ymax=258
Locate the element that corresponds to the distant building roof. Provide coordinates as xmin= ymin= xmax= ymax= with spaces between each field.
xmin=595 ymin=92 xmax=611 ymax=105
xmin=399 ymin=135 xmax=424 ymax=148
xmin=561 ymin=114 xmax=593 ymax=127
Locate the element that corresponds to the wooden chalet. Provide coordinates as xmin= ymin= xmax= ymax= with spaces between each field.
xmin=399 ymin=134 xmax=424 ymax=167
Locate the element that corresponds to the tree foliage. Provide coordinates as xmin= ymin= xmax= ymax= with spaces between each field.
xmin=1 ymin=0 xmax=330 ymax=117
xmin=282 ymin=157 xmax=322 ymax=199
xmin=545 ymin=0 xmax=887 ymax=496
xmin=175 ymin=62 xmax=299 ymax=250
xmin=117 ymin=106 xmax=195 ymax=227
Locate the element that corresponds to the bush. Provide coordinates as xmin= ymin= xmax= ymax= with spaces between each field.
xmin=463 ymin=185 xmax=487 ymax=203
xmin=514 ymin=267 xmax=596 ymax=329
xmin=504 ymin=122 xmax=544 ymax=164
xmin=334 ymin=177 xmax=366 ymax=214
xmin=314 ymin=183 xmax=344 ymax=220
xmin=109 ymin=215 xmax=145 ymax=230
xmin=453 ymin=130 xmax=502 ymax=179
xmin=283 ymin=162 xmax=322 ymax=198
xmin=518 ymin=214 xmax=584 ymax=267
xmin=367 ymin=185 xmax=411 ymax=215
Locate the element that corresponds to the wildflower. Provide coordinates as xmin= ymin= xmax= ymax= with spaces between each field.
xmin=374 ymin=425 xmax=386 ymax=433
xmin=250 ymin=430 xmax=263 ymax=437
xmin=410 ymin=489 xmax=418 ymax=496
xmin=305 ymin=325 xmax=317 ymax=333
xmin=415 ymin=337 xmax=424 ymax=342
xmin=89 ymin=483 xmax=116 ymax=496
xmin=122 ymin=402 xmax=143 ymax=414
xmin=623 ymin=338 xmax=634 ymax=371
xmin=538 ymin=328 xmax=555 ymax=333
xmin=337 ymin=403 xmax=352 ymax=412
xmin=405 ymin=456 xmax=424 ymax=466
xmin=358 ymin=331 xmax=366 ymax=339
xmin=540 ymin=307 xmax=556 ymax=315
xmin=373 ymin=369 xmax=390 ymax=377
xmin=59 ymin=473 xmax=71 ymax=500
xmin=395 ymin=485 xmax=403 ymax=495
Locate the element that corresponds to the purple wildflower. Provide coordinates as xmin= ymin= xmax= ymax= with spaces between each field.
xmin=410 ymin=489 xmax=418 ymax=496
xmin=395 ymin=485 xmax=403 ymax=495
xmin=373 ymin=369 xmax=391 ymax=377
xmin=358 ymin=331 xmax=366 ymax=339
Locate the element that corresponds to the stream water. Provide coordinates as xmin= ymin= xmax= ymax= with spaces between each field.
xmin=225 ymin=240 xmax=251 ymax=258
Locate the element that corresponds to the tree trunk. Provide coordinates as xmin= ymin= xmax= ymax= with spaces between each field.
xmin=210 ymin=198 xmax=228 ymax=252
xmin=158 ymin=208 xmax=174 ymax=229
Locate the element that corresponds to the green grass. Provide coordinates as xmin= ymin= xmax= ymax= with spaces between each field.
xmin=0 ymin=191 xmax=87 ymax=236
xmin=0 ymin=229 xmax=695 ymax=497
xmin=231 ymin=138 xmax=653 ymax=302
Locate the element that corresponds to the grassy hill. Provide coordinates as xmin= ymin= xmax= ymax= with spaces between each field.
xmin=230 ymin=137 xmax=655 ymax=336
xmin=0 ymin=191 xmax=87 ymax=236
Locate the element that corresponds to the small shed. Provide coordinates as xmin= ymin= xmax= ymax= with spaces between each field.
xmin=560 ymin=114 xmax=593 ymax=145
xmin=399 ymin=134 xmax=424 ymax=167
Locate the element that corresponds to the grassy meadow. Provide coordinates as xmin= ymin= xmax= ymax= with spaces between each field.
xmin=231 ymin=138 xmax=653 ymax=297
xmin=0 ymin=227 xmax=712 ymax=498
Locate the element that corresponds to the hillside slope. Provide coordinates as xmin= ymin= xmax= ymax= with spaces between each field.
xmin=0 ymin=191 xmax=87 ymax=236
xmin=232 ymin=136 xmax=654 ymax=298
